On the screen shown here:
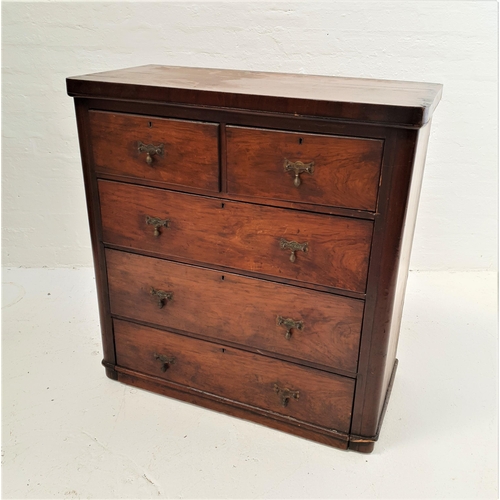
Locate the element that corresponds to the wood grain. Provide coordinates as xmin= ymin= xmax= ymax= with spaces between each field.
xmin=350 ymin=126 xmax=421 ymax=447
xmin=68 ymin=65 xmax=442 ymax=452
xmin=227 ymin=126 xmax=383 ymax=211
xmin=89 ymin=111 xmax=219 ymax=192
xmin=114 ymin=319 xmax=355 ymax=433
xmin=106 ymin=249 xmax=364 ymax=373
xmin=73 ymin=100 xmax=117 ymax=379
xmin=98 ymin=180 xmax=373 ymax=293
xmin=68 ymin=65 xmax=443 ymax=127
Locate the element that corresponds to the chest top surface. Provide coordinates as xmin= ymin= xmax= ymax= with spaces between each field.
xmin=67 ymin=64 xmax=442 ymax=127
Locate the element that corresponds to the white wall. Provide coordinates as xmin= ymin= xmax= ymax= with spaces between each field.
xmin=2 ymin=1 xmax=497 ymax=270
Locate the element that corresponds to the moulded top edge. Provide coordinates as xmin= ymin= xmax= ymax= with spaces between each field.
xmin=66 ymin=64 xmax=443 ymax=127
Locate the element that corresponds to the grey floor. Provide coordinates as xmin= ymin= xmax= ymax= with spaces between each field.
xmin=2 ymin=268 xmax=497 ymax=499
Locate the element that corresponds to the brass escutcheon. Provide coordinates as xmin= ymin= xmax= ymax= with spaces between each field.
xmin=145 ymin=215 xmax=170 ymax=237
xmin=273 ymin=384 xmax=300 ymax=407
xmin=153 ymin=352 xmax=176 ymax=372
xmin=138 ymin=141 xmax=164 ymax=165
xmin=283 ymin=159 xmax=315 ymax=187
xmin=150 ymin=287 xmax=173 ymax=309
xmin=276 ymin=315 xmax=304 ymax=340
xmin=279 ymin=238 xmax=308 ymax=263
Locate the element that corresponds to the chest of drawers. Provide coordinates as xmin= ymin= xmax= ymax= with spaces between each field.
xmin=67 ymin=65 xmax=442 ymax=452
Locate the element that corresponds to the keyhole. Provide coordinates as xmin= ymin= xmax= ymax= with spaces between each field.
xmin=221 ymin=203 xmax=225 ymax=209
xmin=148 ymin=121 xmax=152 ymax=128
xmin=298 ymin=137 xmax=303 ymax=144
xmin=221 ymin=348 xmax=226 ymax=353
xmin=221 ymin=275 xmax=225 ymax=281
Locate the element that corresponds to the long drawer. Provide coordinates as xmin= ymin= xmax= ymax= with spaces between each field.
xmin=106 ymin=249 xmax=364 ymax=373
xmin=114 ymin=319 xmax=355 ymax=433
xmin=98 ymin=180 xmax=373 ymax=293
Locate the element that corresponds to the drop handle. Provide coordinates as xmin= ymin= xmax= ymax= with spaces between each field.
xmin=283 ymin=159 xmax=314 ymax=187
xmin=138 ymin=142 xmax=164 ymax=165
xmin=153 ymin=352 xmax=176 ymax=372
xmin=279 ymin=238 xmax=308 ymax=263
xmin=146 ymin=215 xmax=170 ymax=237
xmin=274 ymin=384 xmax=300 ymax=407
xmin=150 ymin=287 xmax=173 ymax=309
xmin=276 ymin=316 xmax=304 ymax=340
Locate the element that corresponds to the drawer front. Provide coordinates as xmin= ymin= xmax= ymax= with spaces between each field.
xmin=106 ymin=249 xmax=364 ymax=373
xmin=114 ymin=319 xmax=355 ymax=432
xmin=226 ymin=126 xmax=383 ymax=211
xmin=99 ymin=180 xmax=373 ymax=293
xmin=89 ymin=111 xmax=219 ymax=192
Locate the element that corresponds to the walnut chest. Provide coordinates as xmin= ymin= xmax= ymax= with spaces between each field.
xmin=67 ymin=65 xmax=442 ymax=452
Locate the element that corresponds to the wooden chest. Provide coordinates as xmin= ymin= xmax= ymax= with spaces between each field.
xmin=67 ymin=65 xmax=442 ymax=452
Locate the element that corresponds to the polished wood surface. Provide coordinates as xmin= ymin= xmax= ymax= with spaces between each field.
xmin=227 ymin=126 xmax=383 ymax=211
xmin=73 ymin=100 xmax=117 ymax=379
xmin=349 ymin=126 xmax=421 ymax=452
xmin=114 ymin=319 xmax=355 ymax=433
xmin=349 ymin=123 xmax=433 ymax=452
xmin=98 ymin=180 xmax=373 ymax=293
xmin=67 ymin=65 xmax=443 ymax=127
xmin=106 ymin=249 xmax=364 ymax=373
xmin=89 ymin=111 xmax=219 ymax=192
xmin=68 ymin=65 xmax=442 ymax=452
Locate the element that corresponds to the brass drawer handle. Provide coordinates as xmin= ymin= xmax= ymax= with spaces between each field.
xmin=146 ymin=215 xmax=170 ymax=237
xmin=276 ymin=316 xmax=304 ymax=340
xmin=279 ymin=238 xmax=308 ymax=263
xmin=150 ymin=287 xmax=173 ymax=309
xmin=283 ymin=159 xmax=314 ymax=187
xmin=274 ymin=384 xmax=300 ymax=407
xmin=153 ymin=352 xmax=176 ymax=372
xmin=138 ymin=141 xmax=164 ymax=165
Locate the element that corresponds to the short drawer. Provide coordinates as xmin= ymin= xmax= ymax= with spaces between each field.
xmin=114 ymin=319 xmax=355 ymax=433
xmin=99 ymin=180 xmax=373 ymax=293
xmin=106 ymin=249 xmax=364 ymax=373
xmin=226 ymin=126 xmax=383 ymax=211
xmin=89 ymin=111 xmax=219 ymax=192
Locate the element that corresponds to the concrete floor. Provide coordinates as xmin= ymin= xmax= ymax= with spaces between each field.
xmin=2 ymin=268 xmax=497 ymax=499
